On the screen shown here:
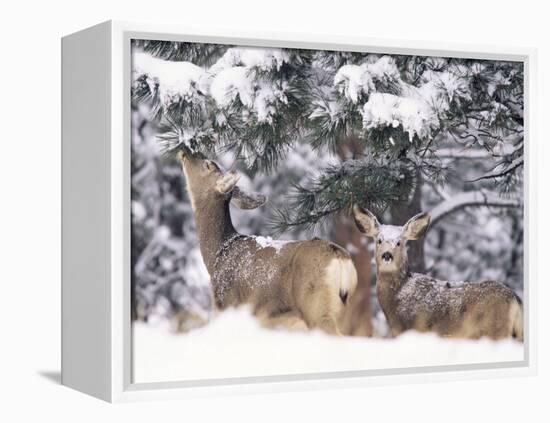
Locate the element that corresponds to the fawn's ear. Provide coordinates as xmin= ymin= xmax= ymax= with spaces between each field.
xmin=215 ymin=171 xmax=240 ymax=194
xmin=352 ymin=205 xmax=380 ymax=237
xmin=231 ymin=186 xmax=267 ymax=210
xmin=403 ymin=212 xmax=431 ymax=240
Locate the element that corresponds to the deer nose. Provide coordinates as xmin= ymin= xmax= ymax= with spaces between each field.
xmin=381 ymin=252 xmax=393 ymax=262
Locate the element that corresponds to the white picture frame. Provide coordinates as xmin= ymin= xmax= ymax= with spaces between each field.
xmin=61 ymin=20 xmax=537 ymax=402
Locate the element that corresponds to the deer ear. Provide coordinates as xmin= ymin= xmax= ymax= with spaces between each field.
xmin=352 ymin=205 xmax=380 ymax=237
xmin=215 ymin=171 xmax=240 ymax=195
xmin=403 ymin=212 xmax=431 ymax=240
xmin=231 ymin=186 xmax=267 ymax=210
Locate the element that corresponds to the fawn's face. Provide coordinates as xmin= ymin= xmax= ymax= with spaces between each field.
xmin=352 ymin=206 xmax=431 ymax=274
xmin=373 ymin=225 xmax=407 ymax=273
xmin=177 ymin=149 xmax=267 ymax=210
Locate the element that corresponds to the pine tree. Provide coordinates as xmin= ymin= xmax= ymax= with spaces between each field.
xmin=132 ymin=42 xmax=523 ymax=226
xmin=131 ymin=40 xmax=524 ymax=332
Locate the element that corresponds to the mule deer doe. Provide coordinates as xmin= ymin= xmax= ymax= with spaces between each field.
xmin=352 ymin=206 xmax=523 ymax=341
xmin=177 ymin=148 xmax=357 ymax=335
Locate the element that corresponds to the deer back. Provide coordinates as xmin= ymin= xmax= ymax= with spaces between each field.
xmin=387 ymin=273 xmax=521 ymax=339
xmin=211 ymin=235 xmax=357 ymax=332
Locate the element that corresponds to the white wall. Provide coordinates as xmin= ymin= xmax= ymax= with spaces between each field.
xmin=1 ymin=0 xmax=548 ymax=421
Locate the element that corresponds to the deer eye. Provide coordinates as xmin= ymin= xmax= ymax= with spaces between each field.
xmin=377 ymin=239 xmax=382 ymax=245
xmin=396 ymin=241 xmax=401 ymax=246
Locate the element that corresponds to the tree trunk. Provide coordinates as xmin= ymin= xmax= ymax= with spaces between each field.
xmin=332 ymin=216 xmax=373 ymax=336
xmin=333 ymin=135 xmax=373 ymax=336
xmin=390 ymin=173 xmax=426 ymax=273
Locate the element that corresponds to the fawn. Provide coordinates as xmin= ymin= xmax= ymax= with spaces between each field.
xmin=352 ymin=205 xmax=523 ymax=340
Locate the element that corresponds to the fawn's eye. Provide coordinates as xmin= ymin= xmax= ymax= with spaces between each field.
xmin=377 ymin=239 xmax=382 ymax=245
xmin=397 ymin=241 xmax=401 ymax=246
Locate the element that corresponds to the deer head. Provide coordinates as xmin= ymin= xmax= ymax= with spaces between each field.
xmin=352 ymin=205 xmax=431 ymax=274
xmin=177 ymin=148 xmax=267 ymax=210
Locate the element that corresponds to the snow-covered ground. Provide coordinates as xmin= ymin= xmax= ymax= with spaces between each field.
xmin=133 ymin=307 xmax=524 ymax=383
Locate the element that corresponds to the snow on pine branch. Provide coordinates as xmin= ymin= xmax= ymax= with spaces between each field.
xmin=133 ymin=47 xmax=293 ymax=126
xmin=210 ymin=47 xmax=290 ymax=73
xmin=132 ymin=51 xmax=210 ymax=106
xmin=362 ymin=93 xmax=438 ymax=142
xmin=210 ymin=67 xmax=254 ymax=108
xmin=209 ymin=67 xmax=289 ymax=123
xmin=209 ymin=48 xmax=291 ymax=124
xmin=417 ymin=69 xmax=472 ymax=106
xmin=334 ymin=56 xmax=401 ymax=103
xmin=434 ymin=148 xmax=490 ymax=160
xmin=470 ymin=155 xmax=524 ymax=182
xmin=332 ymin=58 xmax=474 ymax=145
xmin=429 ymin=191 xmax=521 ymax=226
xmin=334 ymin=64 xmax=375 ymax=103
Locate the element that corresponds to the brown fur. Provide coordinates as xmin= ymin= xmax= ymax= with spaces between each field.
xmin=179 ymin=151 xmax=357 ymax=335
xmin=353 ymin=205 xmax=523 ymax=341
xmin=378 ymin=273 xmax=523 ymax=340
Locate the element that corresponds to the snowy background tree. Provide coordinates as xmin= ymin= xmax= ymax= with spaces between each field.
xmin=130 ymin=39 xmax=523 ymax=336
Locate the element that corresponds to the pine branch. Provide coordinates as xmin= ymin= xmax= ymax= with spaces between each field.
xmin=133 ymin=40 xmax=228 ymax=66
xmin=270 ymin=157 xmax=415 ymax=234
xmin=430 ymin=191 xmax=521 ymax=226
xmin=433 ymin=148 xmax=490 ymax=159
xmin=469 ymin=155 xmax=524 ymax=182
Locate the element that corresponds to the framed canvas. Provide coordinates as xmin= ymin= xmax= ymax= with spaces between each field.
xmin=61 ymin=20 xmax=537 ymax=402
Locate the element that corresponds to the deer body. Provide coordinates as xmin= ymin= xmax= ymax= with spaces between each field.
xmin=377 ymin=272 xmax=523 ymax=339
xmin=179 ymin=150 xmax=357 ymax=335
xmin=353 ymin=206 xmax=523 ymax=341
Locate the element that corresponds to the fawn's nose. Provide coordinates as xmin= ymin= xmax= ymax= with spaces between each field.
xmin=381 ymin=251 xmax=393 ymax=262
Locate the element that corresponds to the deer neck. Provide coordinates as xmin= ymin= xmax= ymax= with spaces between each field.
xmin=376 ymin=263 xmax=409 ymax=326
xmin=190 ymin=194 xmax=238 ymax=274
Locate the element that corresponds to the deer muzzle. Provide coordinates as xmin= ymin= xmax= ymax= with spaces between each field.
xmin=381 ymin=251 xmax=393 ymax=262
xmin=177 ymin=146 xmax=207 ymax=164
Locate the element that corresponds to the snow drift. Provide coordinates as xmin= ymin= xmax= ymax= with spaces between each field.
xmin=133 ymin=307 xmax=524 ymax=383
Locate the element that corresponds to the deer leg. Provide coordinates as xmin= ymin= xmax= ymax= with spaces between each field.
xmin=317 ymin=315 xmax=342 ymax=336
xmin=254 ymin=305 xmax=308 ymax=332
xmin=300 ymin=286 xmax=344 ymax=336
xmin=261 ymin=312 xmax=309 ymax=332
